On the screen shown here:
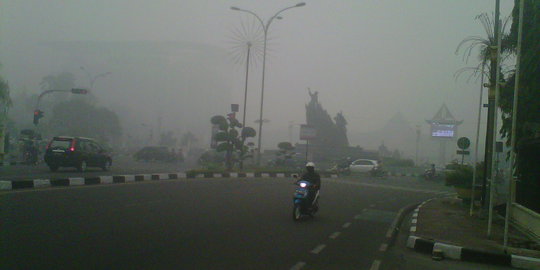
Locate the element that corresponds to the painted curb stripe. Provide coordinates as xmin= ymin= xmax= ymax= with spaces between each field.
xmin=414 ymin=238 xmax=435 ymax=254
xmin=51 ymin=179 xmax=69 ymax=186
xmin=0 ymin=171 xmax=325 ymax=191
xmin=69 ymin=178 xmax=85 ymax=186
xmin=100 ymin=176 xmax=113 ymax=184
xmin=113 ymin=176 xmax=126 ymax=183
xmin=0 ymin=180 xmax=12 ymax=190
xmin=33 ymin=179 xmax=51 ymax=188
xmin=11 ymin=180 xmax=34 ymax=189
xmin=461 ymin=247 xmax=511 ymax=265
xmin=434 ymin=242 xmax=462 ymax=260
xmin=511 ymin=255 xmax=540 ymax=269
xmin=84 ymin=177 xmax=100 ymax=185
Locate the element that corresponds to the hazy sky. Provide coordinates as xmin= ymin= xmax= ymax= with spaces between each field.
xmin=0 ymin=0 xmax=515 ymax=153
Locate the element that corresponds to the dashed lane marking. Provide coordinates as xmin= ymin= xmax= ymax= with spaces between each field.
xmin=410 ymin=226 xmax=417 ymax=232
xmin=311 ymin=244 xmax=326 ymax=254
xmin=379 ymin=243 xmax=388 ymax=252
xmin=370 ymin=260 xmax=381 ymax=270
xmin=342 ymin=222 xmax=351 ymax=228
xmin=290 ymin=261 xmax=306 ymax=270
xmin=329 ymin=232 xmax=341 ymax=239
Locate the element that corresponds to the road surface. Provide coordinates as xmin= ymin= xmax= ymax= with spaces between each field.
xmin=1 ymin=176 xmax=452 ymax=269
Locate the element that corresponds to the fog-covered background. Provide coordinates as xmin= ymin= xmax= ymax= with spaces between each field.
xmin=0 ymin=0 xmax=515 ymax=162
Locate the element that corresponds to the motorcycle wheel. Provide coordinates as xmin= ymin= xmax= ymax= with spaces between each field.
xmin=293 ymin=205 xmax=302 ymax=221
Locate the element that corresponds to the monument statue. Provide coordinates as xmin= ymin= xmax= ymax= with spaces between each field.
xmin=305 ymin=89 xmax=349 ymax=152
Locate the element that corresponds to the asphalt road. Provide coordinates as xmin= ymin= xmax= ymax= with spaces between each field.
xmin=1 ymin=176 xmax=451 ymax=269
xmin=0 ymin=155 xmax=188 ymax=181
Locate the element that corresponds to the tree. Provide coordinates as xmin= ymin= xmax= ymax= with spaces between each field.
xmin=499 ymin=1 xmax=540 ymax=210
xmin=40 ymin=72 xmax=76 ymax=91
xmin=0 ymin=66 xmax=11 ymax=160
xmin=500 ymin=0 xmax=540 ymax=144
xmin=159 ymin=131 xmax=177 ymax=148
xmin=48 ymin=99 xmax=122 ymax=145
xmin=210 ymin=115 xmax=256 ymax=170
xmin=275 ymin=142 xmax=296 ymax=167
xmin=455 ymin=13 xmax=512 ymax=81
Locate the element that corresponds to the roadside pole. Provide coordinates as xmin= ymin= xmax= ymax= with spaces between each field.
xmin=470 ymin=65 xmax=485 ymax=216
xmin=504 ymin=0 xmax=525 ymax=247
xmin=300 ymin=125 xmax=316 ymax=163
xmin=487 ymin=1 xmax=503 ymax=236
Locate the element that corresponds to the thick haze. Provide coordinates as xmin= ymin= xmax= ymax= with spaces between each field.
xmin=0 ymin=0 xmax=514 ymax=161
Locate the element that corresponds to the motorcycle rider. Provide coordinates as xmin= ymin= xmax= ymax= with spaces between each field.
xmin=300 ymin=162 xmax=321 ymax=208
xmin=425 ymin=164 xmax=436 ymax=180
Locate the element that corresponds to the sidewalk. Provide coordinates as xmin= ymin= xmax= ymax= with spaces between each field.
xmin=416 ymin=197 xmax=540 ymax=255
xmin=408 ymin=197 xmax=540 ymax=269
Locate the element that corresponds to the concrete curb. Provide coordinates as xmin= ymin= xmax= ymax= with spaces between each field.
xmin=406 ymin=198 xmax=540 ymax=270
xmin=0 ymin=172 xmax=339 ymax=191
xmin=407 ymin=235 xmax=540 ymax=269
xmin=386 ymin=202 xmax=420 ymax=246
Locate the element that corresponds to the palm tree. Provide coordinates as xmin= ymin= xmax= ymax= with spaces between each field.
xmin=0 ymin=77 xmax=10 ymax=107
xmin=455 ymin=13 xmax=512 ymax=82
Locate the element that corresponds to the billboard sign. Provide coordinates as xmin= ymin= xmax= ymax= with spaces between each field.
xmin=300 ymin=125 xmax=317 ymax=140
xmin=430 ymin=123 xmax=456 ymax=138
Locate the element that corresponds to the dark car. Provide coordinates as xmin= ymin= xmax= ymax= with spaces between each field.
xmin=134 ymin=146 xmax=180 ymax=162
xmin=44 ymin=136 xmax=112 ymax=172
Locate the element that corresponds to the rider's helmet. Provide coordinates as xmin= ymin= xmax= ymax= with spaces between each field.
xmin=306 ymin=162 xmax=315 ymax=173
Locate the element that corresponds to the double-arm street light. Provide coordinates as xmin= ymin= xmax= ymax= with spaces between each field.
xmin=80 ymin=66 xmax=111 ymax=90
xmin=231 ymin=2 xmax=306 ymax=165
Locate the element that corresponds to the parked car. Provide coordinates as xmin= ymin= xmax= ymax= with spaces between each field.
xmin=44 ymin=136 xmax=112 ymax=172
xmin=134 ymin=146 xmax=180 ymax=162
xmin=349 ymin=159 xmax=380 ymax=173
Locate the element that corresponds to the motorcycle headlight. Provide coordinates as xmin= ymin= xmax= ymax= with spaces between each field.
xmin=300 ymin=182 xmax=307 ymax=188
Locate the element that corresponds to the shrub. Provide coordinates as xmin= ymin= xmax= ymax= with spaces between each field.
xmin=445 ymin=162 xmax=484 ymax=188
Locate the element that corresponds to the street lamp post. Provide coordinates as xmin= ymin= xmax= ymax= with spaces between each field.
xmin=80 ymin=67 xmax=111 ymax=90
xmin=231 ymin=2 xmax=306 ymax=165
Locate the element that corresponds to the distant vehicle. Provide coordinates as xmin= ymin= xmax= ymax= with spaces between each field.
xmin=44 ymin=136 xmax=112 ymax=172
xmin=134 ymin=146 xmax=180 ymax=162
xmin=349 ymin=159 xmax=379 ymax=173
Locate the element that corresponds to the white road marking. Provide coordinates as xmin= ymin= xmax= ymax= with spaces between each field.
xmin=379 ymin=243 xmax=388 ymax=252
xmin=290 ymin=262 xmax=306 ymax=270
xmin=370 ymin=260 xmax=381 ymax=270
xmin=311 ymin=244 xmax=326 ymax=254
xmin=412 ymin=212 xmax=418 ymax=218
xmin=342 ymin=222 xmax=351 ymax=228
xmin=385 ymin=227 xmax=394 ymax=238
xmin=329 ymin=232 xmax=341 ymax=239
xmin=410 ymin=226 xmax=417 ymax=232
xmin=370 ymin=204 xmax=376 ymax=207
xmin=354 ymin=214 xmax=362 ymax=219
xmin=411 ymin=218 xmax=417 ymax=224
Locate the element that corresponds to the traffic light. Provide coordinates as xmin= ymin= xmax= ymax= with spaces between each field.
xmin=71 ymin=88 xmax=89 ymax=94
xmin=33 ymin=110 xmax=44 ymax=125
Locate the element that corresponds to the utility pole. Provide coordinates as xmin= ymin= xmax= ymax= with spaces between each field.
xmin=481 ymin=0 xmax=501 ymax=207
xmin=415 ymin=125 xmax=421 ymax=166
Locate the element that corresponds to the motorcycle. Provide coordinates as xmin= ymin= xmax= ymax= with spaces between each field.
xmin=23 ymin=149 xmax=39 ymax=165
xmin=292 ymin=176 xmax=319 ymax=221
xmin=330 ymin=159 xmax=352 ymax=176
xmin=370 ymin=166 xmax=386 ymax=177
xmin=423 ymin=169 xmax=436 ymax=181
